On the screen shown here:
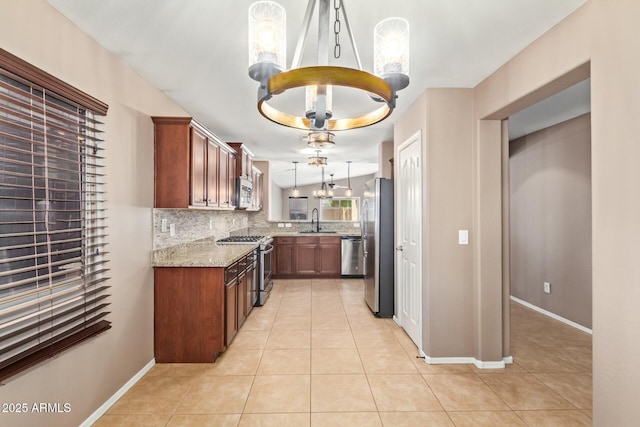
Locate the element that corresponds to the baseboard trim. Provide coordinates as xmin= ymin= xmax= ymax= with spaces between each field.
xmin=473 ymin=359 xmax=506 ymax=369
xmin=80 ymin=358 xmax=156 ymax=427
xmin=421 ymin=355 xmax=508 ymax=369
xmin=503 ymin=356 xmax=513 ymax=365
xmin=510 ymin=296 xmax=592 ymax=335
xmin=392 ymin=315 xmax=401 ymax=327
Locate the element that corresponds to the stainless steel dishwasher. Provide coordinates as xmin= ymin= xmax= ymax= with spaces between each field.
xmin=341 ymin=236 xmax=364 ymax=277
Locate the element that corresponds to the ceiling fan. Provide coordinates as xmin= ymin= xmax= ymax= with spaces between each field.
xmin=327 ymin=173 xmax=348 ymax=189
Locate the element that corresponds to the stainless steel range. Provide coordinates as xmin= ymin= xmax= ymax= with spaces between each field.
xmin=216 ymin=235 xmax=274 ymax=306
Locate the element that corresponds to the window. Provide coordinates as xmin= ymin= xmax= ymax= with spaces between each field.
xmin=0 ymin=49 xmax=110 ymax=381
xmin=289 ymin=197 xmax=308 ymax=220
xmin=320 ymin=197 xmax=360 ymax=221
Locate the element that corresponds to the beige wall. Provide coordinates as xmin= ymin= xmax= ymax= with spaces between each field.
xmin=472 ymin=0 xmax=640 ymax=423
xmin=378 ymin=141 xmax=394 ymax=179
xmin=510 ymin=113 xmax=592 ymax=328
xmin=394 ymin=0 xmax=639 ymax=421
xmin=394 ymin=89 xmax=475 ymax=358
xmin=0 ymin=1 xmax=186 ymax=426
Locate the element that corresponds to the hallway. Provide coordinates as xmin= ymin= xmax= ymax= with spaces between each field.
xmin=95 ymin=278 xmax=592 ymax=426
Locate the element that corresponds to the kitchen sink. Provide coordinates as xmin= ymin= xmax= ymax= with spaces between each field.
xmin=299 ymin=230 xmax=337 ymax=233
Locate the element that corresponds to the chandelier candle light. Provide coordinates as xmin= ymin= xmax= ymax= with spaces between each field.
xmin=248 ymin=0 xmax=409 ymax=131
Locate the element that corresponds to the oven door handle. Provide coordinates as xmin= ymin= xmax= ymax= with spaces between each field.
xmin=262 ymin=245 xmax=274 ymax=255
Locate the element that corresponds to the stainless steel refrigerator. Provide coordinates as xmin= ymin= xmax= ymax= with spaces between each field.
xmin=362 ymin=178 xmax=394 ymax=317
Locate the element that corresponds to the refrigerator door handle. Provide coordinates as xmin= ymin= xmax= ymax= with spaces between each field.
xmin=361 ymin=199 xmax=368 ymax=256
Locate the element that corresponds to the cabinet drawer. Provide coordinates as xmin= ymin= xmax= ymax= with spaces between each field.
xmin=319 ymin=236 xmax=341 ymax=245
xmin=225 ymin=262 xmax=238 ymax=283
xmin=276 ymin=236 xmax=295 ymax=244
xmin=295 ymin=236 xmax=318 ymax=245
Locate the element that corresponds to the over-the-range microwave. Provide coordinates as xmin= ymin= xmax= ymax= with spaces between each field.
xmin=237 ymin=177 xmax=253 ymax=208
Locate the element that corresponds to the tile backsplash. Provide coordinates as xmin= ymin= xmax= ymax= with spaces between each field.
xmin=153 ymin=208 xmax=249 ymax=249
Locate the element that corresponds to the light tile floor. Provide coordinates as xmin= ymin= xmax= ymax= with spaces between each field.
xmin=94 ymin=278 xmax=593 ymax=426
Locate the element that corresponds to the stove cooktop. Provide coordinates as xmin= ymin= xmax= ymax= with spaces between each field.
xmin=216 ymin=235 xmax=265 ymax=244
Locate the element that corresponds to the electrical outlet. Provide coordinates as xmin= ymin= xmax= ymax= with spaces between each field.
xmin=169 ymin=223 xmax=176 ymax=237
xmin=354 ymin=222 xmax=360 ymax=227
xmin=544 ymin=282 xmax=551 ymax=294
xmin=209 ymin=219 xmax=213 ymax=230
xmin=278 ymin=223 xmax=285 ymax=228
xmin=285 ymin=223 xmax=292 ymax=228
xmin=161 ymin=218 xmax=168 ymax=232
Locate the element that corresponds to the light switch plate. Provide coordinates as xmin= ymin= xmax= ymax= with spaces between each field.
xmin=285 ymin=223 xmax=292 ymax=228
xmin=161 ymin=218 xmax=168 ymax=233
xmin=458 ymin=230 xmax=469 ymax=245
xmin=169 ymin=223 xmax=175 ymax=237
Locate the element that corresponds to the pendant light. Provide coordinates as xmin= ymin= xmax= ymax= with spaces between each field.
xmin=292 ymin=161 xmax=300 ymax=197
xmin=345 ymin=160 xmax=353 ymax=197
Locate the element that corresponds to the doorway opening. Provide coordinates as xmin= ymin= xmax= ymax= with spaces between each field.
xmin=505 ymin=78 xmax=592 ymax=375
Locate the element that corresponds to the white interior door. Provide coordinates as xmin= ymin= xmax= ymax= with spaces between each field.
xmin=397 ymin=131 xmax=423 ymax=349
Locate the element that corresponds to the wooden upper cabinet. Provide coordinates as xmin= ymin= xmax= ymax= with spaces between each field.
xmin=153 ymin=117 xmax=192 ymax=208
xmin=190 ymin=127 xmax=207 ymax=207
xmin=218 ymin=148 xmax=230 ymax=207
xmin=228 ymin=142 xmax=254 ymax=181
xmin=206 ymin=139 xmax=219 ymax=207
xmin=152 ymin=116 xmax=238 ymax=209
xmin=228 ymin=151 xmax=238 ymax=208
xmin=251 ymin=166 xmax=264 ymax=211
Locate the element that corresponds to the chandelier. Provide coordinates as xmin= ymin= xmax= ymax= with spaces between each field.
xmin=313 ymin=166 xmax=333 ymax=199
xmin=308 ymin=150 xmax=327 ymax=167
xmin=248 ymin=0 xmax=410 ymax=131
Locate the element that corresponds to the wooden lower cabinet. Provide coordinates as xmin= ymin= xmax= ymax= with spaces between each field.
xmin=237 ymin=271 xmax=247 ymax=329
xmin=154 ymin=250 xmax=259 ymax=363
xmin=295 ymin=241 xmax=317 ymax=275
xmin=274 ymin=236 xmax=341 ymax=278
xmin=318 ymin=239 xmax=342 ymax=276
xmin=154 ymin=267 xmax=225 ymax=363
xmin=274 ymin=237 xmax=294 ymax=275
xmin=224 ymin=277 xmax=238 ymax=347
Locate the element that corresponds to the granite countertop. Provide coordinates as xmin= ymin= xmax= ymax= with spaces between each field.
xmin=258 ymin=230 xmax=361 ymax=237
xmin=152 ymin=238 xmax=257 ymax=268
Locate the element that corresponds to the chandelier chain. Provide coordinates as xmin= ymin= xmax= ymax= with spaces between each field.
xmin=333 ymin=0 xmax=342 ymax=58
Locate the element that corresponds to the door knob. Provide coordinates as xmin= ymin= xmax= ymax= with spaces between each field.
xmin=395 ymin=246 xmax=403 ymax=251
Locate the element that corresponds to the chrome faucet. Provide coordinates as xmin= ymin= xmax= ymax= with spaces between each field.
xmin=311 ymin=208 xmax=320 ymax=232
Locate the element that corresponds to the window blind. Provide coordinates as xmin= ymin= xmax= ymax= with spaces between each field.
xmin=0 ymin=49 xmax=110 ymax=382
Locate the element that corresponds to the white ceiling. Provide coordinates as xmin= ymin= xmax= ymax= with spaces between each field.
xmin=48 ymin=0 xmax=587 ymax=188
